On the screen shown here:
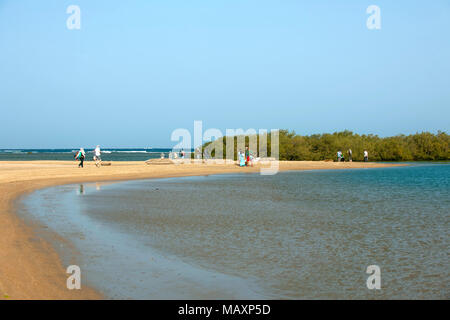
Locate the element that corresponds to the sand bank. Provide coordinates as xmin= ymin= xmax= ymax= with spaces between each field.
xmin=0 ymin=160 xmax=404 ymax=299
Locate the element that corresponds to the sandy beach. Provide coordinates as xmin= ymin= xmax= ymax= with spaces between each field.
xmin=0 ymin=160 xmax=405 ymax=299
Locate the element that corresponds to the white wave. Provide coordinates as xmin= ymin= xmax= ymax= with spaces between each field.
xmin=114 ymin=151 xmax=149 ymax=153
xmin=1 ymin=150 xmax=25 ymax=153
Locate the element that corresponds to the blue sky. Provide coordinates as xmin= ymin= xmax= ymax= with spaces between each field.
xmin=0 ymin=0 xmax=449 ymax=148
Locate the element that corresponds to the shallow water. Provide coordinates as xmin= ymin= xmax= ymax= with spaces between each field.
xmin=21 ymin=164 xmax=449 ymax=299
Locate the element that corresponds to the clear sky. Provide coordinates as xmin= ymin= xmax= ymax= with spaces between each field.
xmin=1 ymin=0 xmax=449 ymax=148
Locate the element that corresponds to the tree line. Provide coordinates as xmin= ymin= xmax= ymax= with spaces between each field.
xmin=202 ymin=130 xmax=449 ymax=161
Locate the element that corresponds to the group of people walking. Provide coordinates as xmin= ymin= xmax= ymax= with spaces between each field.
xmin=74 ymin=145 xmax=102 ymax=168
xmin=238 ymin=147 xmax=254 ymax=167
xmin=336 ymin=149 xmax=369 ymax=162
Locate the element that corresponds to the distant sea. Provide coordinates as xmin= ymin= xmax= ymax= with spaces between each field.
xmin=19 ymin=163 xmax=450 ymax=299
xmin=0 ymin=148 xmax=182 ymax=161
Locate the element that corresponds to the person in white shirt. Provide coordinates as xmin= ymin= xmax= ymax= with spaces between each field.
xmin=94 ymin=145 xmax=102 ymax=167
xmin=364 ymin=150 xmax=369 ymax=162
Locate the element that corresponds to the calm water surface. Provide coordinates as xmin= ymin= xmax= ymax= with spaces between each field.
xmin=21 ymin=164 xmax=449 ymax=299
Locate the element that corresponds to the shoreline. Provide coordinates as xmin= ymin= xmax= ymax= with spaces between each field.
xmin=0 ymin=160 xmax=406 ymax=299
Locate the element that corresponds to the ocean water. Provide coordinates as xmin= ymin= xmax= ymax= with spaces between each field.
xmin=20 ymin=164 xmax=449 ymax=299
xmin=0 ymin=148 xmax=178 ymax=161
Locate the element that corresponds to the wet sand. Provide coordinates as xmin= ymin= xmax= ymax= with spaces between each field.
xmin=0 ymin=160 xmax=404 ymax=299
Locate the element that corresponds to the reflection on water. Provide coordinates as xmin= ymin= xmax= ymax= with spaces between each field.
xmin=22 ymin=164 xmax=449 ymax=299
xmin=78 ymin=183 xmax=102 ymax=195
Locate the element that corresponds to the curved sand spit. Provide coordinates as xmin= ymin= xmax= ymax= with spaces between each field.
xmin=0 ymin=160 xmax=405 ymax=299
